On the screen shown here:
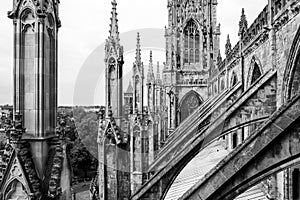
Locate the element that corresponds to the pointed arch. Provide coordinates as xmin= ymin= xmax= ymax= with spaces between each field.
xmin=4 ymin=179 xmax=30 ymax=200
xmin=283 ymin=26 xmax=300 ymax=102
xmin=108 ymin=57 xmax=117 ymax=108
xmin=179 ymin=90 xmax=203 ymax=123
xmin=220 ymin=78 xmax=225 ymax=91
xmin=247 ymin=56 xmax=263 ymax=87
xmin=230 ymin=71 xmax=238 ymax=88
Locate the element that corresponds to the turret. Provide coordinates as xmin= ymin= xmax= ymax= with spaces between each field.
xmin=147 ymin=51 xmax=156 ymax=113
xmin=8 ymin=0 xmax=61 ymax=176
xmin=133 ymin=33 xmax=144 ymax=114
xmin=239 ymin=8 xmax=248 ymax=36
xmin=105 ymin=0 xmax=124 ymax=124
xmin=225 ymin=34 xmax=232 ymax=57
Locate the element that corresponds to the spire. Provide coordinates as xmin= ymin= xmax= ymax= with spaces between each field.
xmin=225 ymin=34 xmax=232 ymax=57
xmin=147 ymin=51 xmax=155 ymax=83
xmin=238 ymin=8 xmax=248 ymax=36
xmin=109 ymin=0 xmax=119 ymax=40
xmin=135 ymin=32 xmax=142 ymax=65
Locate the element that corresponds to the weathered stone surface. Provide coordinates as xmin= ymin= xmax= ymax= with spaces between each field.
xmin=179 ymin=94 xmax=300 ymax=200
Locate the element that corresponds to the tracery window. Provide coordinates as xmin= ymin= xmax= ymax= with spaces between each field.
xmin=231 ymin=71 xmax=238 ymax=88
xmin=184 ymin=20 xmax=200 ymax=64
xmin=180 ymin=91 xmax=202 ymax=123
xmin=5 ymin=180 xmax=29 ymax=200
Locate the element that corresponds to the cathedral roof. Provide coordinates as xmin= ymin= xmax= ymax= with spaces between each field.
xmin=135 ymin=32 xmax=142 ymax=65
xmin=165 ymin=140 xmax=230 ymax=200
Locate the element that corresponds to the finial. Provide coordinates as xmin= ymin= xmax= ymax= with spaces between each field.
xmin=147 ymin=51 xmax=155 ymax=83
xmin=150 ymin=51 xmax=153 ymax=63
xmin=225 ymin=34 xmax=232 ymax=57
xmin=109 ymin=0 xmax=119 ymax=40
xmin=239 ymin=8 xmax=248 ymax=36
xmin=135 ymin=32 xmax=141 ymax=64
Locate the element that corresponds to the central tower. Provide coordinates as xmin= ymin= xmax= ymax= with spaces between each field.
xmin=163 ymin=0 xmax=220 ymax=133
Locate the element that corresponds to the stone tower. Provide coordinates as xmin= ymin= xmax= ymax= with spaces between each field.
xmin=105 ymin=0 xmax=124 ymax=125
xmin=164 ymin=0 xmax=220 ymax=133
xmin=97 ymin=1 xmax=130 ymax=200
xmin=1 ymin=0 xmax=72 ymax=199
xmin=8 ymin=0 xmax=60 ymax=178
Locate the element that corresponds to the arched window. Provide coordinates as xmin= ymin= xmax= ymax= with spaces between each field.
xmin=250 ymin=61 xmax=262 ymax=85
xmin=230 ymin=71 xmax=238 ymax=88
xmin=214 ymin=83 xmax=218 ymax=94
xmin=220 ymin=79 xmax=225 ymax=91
xmin=184 ymin=20 xmax=200 ymax=64
xmin=247 ymin=56 xmax=263 ymax=87
xmin=180 ymin=91 xmax=202 ymax=123
xmin=108 ymin=58 xmax=117 ymax=107
xmin=232 ymin=132 xmax=238 ymax=149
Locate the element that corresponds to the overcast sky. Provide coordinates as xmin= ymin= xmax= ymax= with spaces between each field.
xmin=0 ymin=0 xmax=267 ymax=106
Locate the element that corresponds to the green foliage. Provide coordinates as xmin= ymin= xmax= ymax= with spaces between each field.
xmin=57 ymin=107 xmax=98 ymax=181
xmin=73 ymin=107 xmax=98 ymax=158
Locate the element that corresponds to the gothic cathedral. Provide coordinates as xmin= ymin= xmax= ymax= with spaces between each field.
xmin=92 ymin=0 xmax=221 ymax=199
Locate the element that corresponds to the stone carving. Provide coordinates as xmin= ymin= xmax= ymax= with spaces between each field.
xmin=180 ymin=92 xmax=201 ymax=122
xmin=48 ymin=146 xmax=63 ymax=198
xmin=5 ymin=181 xmax=30 ymax=200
